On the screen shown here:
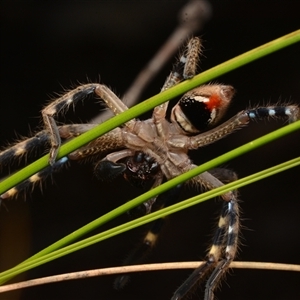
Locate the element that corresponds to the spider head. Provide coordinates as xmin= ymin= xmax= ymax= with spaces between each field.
xmin=171 ymin=84 xmax=235 ymax=134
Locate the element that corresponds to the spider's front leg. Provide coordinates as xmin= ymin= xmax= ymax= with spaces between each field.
xmin=41 ymin=83 xmax=133 ymax=165
xmin=0 ymin=83 xmax=133 ymax=203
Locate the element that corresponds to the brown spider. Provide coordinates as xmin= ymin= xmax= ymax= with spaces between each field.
xmin=0 ymin=37 xmax=299 ymax=299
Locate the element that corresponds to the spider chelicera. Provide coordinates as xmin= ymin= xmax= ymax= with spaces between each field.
xmin=0 ymin=37 xmax=299 ymax=299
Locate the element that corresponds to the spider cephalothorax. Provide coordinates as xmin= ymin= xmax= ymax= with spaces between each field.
xmin=0 ymin=37 xmax=299 ymax=299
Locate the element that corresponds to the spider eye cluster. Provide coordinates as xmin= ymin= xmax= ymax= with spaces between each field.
xmin=171 ymin=84 xmax=235 ymax=134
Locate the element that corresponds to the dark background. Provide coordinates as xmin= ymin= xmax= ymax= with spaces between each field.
xmin=1 ymin=1 xmax=300 ymax=299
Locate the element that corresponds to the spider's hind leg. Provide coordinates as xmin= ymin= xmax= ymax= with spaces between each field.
xmin=173 ymin=198 xmax=239 ymax=300
xmin=172 ymin=169 xmax=240 ymax=300
xmin=114 ymin=184 xmax=183 ymax=290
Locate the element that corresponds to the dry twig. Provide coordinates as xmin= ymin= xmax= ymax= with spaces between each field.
xmin=0 ymin=261 xmax=299 ymax=294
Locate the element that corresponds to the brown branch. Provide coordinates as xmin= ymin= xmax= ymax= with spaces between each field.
xmin=0 ymin=261 xmax=299 ymax=294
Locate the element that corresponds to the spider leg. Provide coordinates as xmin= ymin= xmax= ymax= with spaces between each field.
xmin=0 ymin=124 xmax=125 ymax=203
xmin=41 ymin=83 xmax=132 ymax=165
xmin=1 ymin=82 xmax=142 ymax=204
xmin=67 ymin=129 xmax=125 ymax=162
xmin=42 ymin=84 xmax=97 ymax=165
xmin=172 ymin=169 xmax=239 ymax=300
xmin=0 ymin=128 xmax=71 ymax=204
xmin=0 ymin=124 xmax=101 ymax=170
xmin=114 ymin=184 xmax=183 ymax=290
xmin=161 ymin=37 xmax=201 ymax=91
xmin=0 ymin=81 xmax=133 ymax=201
xmin=0 ymin=130 xmax=50 ymax=168
xmin=0 ymin=157 xmax=68 ymax=204
xmin=0 ymin=127 xmax=72 ymax=204
xmin=154 ymin=37 xmax=201 ymax=126
xmin=188 ymin=104 xmax=299 ymax=149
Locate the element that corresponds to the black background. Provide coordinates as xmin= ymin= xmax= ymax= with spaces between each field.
xmin=1 ymin=1 xmax=300 ymax=299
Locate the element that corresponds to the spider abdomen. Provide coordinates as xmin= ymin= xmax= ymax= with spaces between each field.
xmin=171 ymin=84 xmax=235 ymax=134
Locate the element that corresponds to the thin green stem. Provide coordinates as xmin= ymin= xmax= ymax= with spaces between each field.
xmin=0 ymin=120 xmax=299 ymax=283
xmin=0 ymin=30 xmax=299 ymax=195
xmin=0 ymin=30 xmax=299 ymax=286
xmin=0 ymin=156 xmax=299 ymax=283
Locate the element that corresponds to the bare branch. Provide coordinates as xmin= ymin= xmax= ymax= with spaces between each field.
xmin=0 ymin=261 xmax=299 ymax=294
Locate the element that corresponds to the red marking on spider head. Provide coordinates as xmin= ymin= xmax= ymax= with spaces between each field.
xmin=206 ymin=94 xmax=222 ymax=111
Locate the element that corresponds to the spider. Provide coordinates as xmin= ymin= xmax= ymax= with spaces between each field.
xmin=0 ymin=37 xmax=299 ymax=299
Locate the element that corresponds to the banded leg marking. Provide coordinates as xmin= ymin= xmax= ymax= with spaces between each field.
xmin=42 ymin=83 xmax=131 ymax=165
xmin=172 ymin=198 xmax=239 ymax=300
xmin=0 ymin=131 xmax=50 ymax=168
xmin=0 ymin=157 xmax=68 ymax=204
xmin=114 ymin=185 xmax=182 ymax=290
xmin=247 ymin=105 xmax=299 ymax=123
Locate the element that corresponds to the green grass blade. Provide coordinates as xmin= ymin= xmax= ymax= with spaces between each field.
xmin=0 ymin=156 xmax=299 ymax=283
xmin=0 ymin=30 xmax=299 ymax=286
xmin=0 ymin=120 xmax=299 ymax=283
xmin=0 ymin=30 xmax=299 ymax=195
